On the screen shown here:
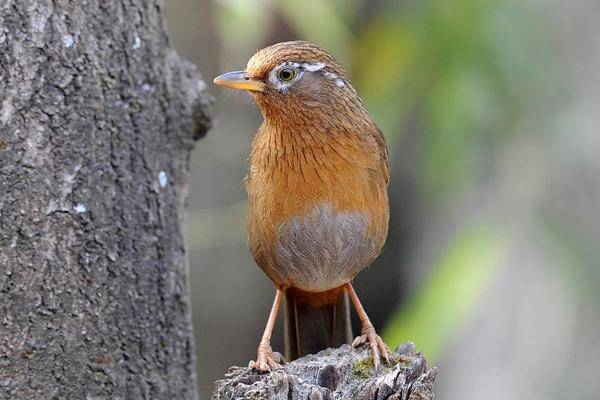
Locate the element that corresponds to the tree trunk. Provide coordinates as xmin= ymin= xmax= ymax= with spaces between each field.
xmin=0 ymin=1 xmax=210 ymax=399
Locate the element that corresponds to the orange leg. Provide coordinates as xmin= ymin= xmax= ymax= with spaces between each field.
xmin=344 ymin=283 xmax=390 ymax=371
xmin=249 ymin=288 xmax=285 ymax=371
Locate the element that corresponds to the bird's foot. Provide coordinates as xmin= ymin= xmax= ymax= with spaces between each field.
xmin=352 ymin=323 xmax=391 ymax=371
xmin=249 ymin=342 xmax=285 ymax=372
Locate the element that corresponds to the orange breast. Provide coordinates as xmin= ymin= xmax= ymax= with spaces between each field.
xmin=246 ymin=122 xmax=389 ymax=291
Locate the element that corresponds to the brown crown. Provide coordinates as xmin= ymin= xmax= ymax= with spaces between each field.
xmin=246 ymin=41 xmax=345 ymax=80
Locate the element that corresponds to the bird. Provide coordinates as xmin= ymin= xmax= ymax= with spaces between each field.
xmin=213 ymin=41 xmax=391 ymax=372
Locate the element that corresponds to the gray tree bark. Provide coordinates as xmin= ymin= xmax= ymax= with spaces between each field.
xmin=0 ymin=1 xmax=210 ymax=399
xmin=213 ymin=343 xmax=437 ymax=400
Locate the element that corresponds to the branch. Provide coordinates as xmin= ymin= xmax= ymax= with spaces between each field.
xmin=213 ymin=342 xmax=437 ymax=400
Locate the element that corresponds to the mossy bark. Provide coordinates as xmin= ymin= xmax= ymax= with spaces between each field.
xmin=0 ymin=0 xmax=210 ymax=399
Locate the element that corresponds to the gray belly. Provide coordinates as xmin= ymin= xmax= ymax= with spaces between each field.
xmin=275 ymin=203 xmax=377 ymax=292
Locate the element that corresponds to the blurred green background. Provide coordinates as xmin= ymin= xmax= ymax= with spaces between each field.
xmin=165 ymin=0 xmax=600 ymax=398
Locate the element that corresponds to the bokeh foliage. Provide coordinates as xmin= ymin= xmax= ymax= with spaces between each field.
xmin=383 ymin=222 xmax=508 ymax=358
xmin=350 ymin=0 xmax=554 ymax=198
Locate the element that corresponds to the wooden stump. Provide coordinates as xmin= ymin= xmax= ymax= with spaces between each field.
xmin=213 ymin=342 xmax=437 ymax=400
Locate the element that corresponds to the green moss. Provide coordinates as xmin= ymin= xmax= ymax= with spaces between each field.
xmin=393 ymin=353 xmax=414 ymax=367
xmin=352 ymin=351 xmax=417 ymax=379
xmin=352 ymin=357 xmax=374 ymax=379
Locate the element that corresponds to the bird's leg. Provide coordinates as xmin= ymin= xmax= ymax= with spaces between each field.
xmin=344 ymin=283 xmax=390 ymax=371
xmin=249 ymin=288 xmax=285 ymax=372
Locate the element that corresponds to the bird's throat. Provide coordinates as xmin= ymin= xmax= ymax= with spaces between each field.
xmin=254 ymin=122 xmax=363 ymax=176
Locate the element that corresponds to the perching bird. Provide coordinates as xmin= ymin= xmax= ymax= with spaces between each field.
xmin=214 ymin=41 xmax=390 ymax=372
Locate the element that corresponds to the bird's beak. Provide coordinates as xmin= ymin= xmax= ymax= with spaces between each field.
xmin=213 ymin=70 xmax=265 ymax=92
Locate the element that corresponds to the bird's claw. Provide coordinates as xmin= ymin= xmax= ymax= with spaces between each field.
xmin=249 ymin=343 xmax=285 ymax=372
xmin=352 ymin=325 xmax=390 ymax=371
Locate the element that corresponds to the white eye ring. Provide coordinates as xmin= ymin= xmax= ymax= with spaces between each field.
xmin=269 ymin=63 xmax=302 ymax=91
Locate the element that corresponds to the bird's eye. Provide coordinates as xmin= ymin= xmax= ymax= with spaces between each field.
xmin=277 ymin=67 xmax=297 ymax=82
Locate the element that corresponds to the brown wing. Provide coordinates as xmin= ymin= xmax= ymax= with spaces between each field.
xmin=371 ymin=126 xmax=390 ymax=186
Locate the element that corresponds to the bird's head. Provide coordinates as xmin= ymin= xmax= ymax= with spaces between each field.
xmin=214 ymin=41 xmax=366 ymax=125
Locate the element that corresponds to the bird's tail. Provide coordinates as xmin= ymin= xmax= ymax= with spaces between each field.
xmin=284 ymin=286 xmax=352 ymax=360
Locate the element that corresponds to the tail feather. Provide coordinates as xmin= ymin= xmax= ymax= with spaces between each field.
xmin=284 ymin=287 xmax=352 ymax=360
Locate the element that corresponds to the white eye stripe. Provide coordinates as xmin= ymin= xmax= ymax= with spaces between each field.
xmin=321 ymin=70 xmax=345 ymax=87
xmin=302 ymin=62 xmax=326 ymax=72
xmin=274 ymin=61 xmax=325 ymax=72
